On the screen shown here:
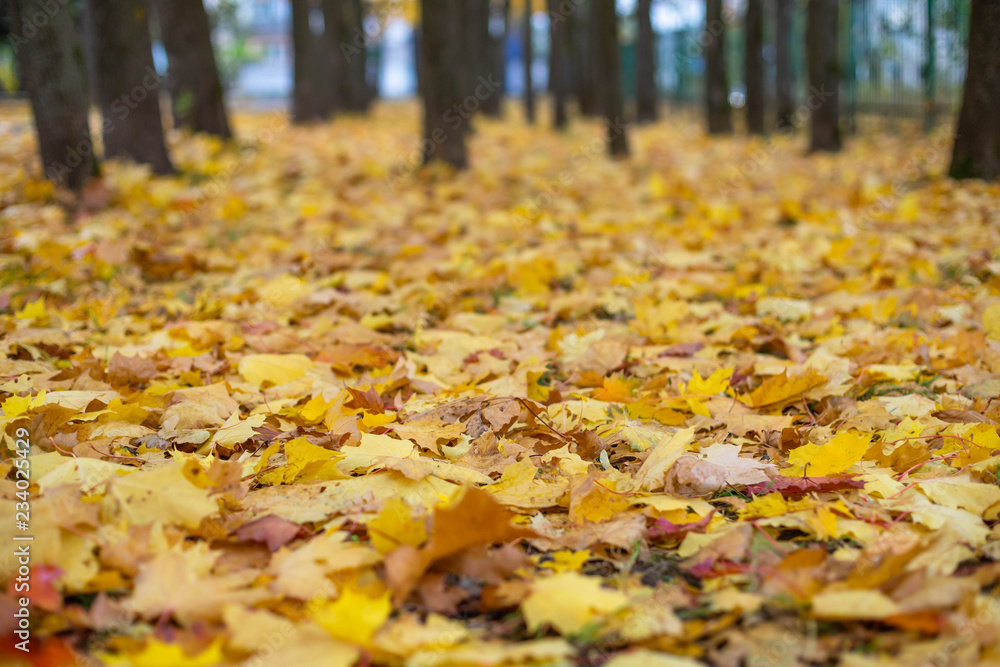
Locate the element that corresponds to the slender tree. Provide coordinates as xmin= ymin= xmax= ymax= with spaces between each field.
xmin=523 ymin=0 xmax=535 ymax=123
xmin=949 ymin=0 xmax=1000 ymax=180
xmin=420 ymin=0 xmax=467 ymax=167
xmin=459 ymin=0 xmax=490 ymax=110
xmin=152 ymin=0 xmax=232 ymax=138
xmin=291 ymin=0 xmax=322 ymax=122
xmin=482 ymin=0 xmax=510 ymax=117
xmin=547 ymin=0 xmax=568 ymax=130
xmin=84 ymin=0 xmax=173 ymax=174
xmin=596 ymin=0 xmax=628 ymax=157
xmin=413 ymin=25 xmax=423 ymax=96
xmin=314 ymin=18 xmax=336 ymax=117
xmin=744 ymin=0 xmax=764 ymax=134
xmin=635 ymin=0 xmax=657 ymax=124
xmin=572 ymin=2 xmax=598 ymax=116
xmin=586 ymin=0 xmax=605 ymax=116
xmin=806 ymin=0 xmax=840 ymax=152
xmin=8 ymin=0 xmax=96 ymax=188
xmin=774 ymin=0 xmax=794 ymax=129
xmin=704 ymin=0 xmax=731 ymax=134
xmin=321 ymin=0 xmax=368 ymax=114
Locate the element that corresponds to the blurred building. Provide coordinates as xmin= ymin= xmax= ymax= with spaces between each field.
xmin=234 ymin=0 xmax=292 ymax=97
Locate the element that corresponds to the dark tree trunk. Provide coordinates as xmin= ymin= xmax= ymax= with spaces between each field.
xmin=523 ymin=0 xmax=535 ymax=124
xmin=152 ymin=0 xmax=232 ymax=138
xmin=8 ymin=0 xmax=96 ymax=189
xmin=774 ymin=0 xmax=794 ymax=130
xmin=314 ymin=23 xmax=336 ymax=117
xmin=635 ymin=0 xmax=657 ymax=124
xmin=949 ymin=0 xmax=1000 ymax=180
xmin=586 ymin=0 xmax=605 ymax=116
xmin=482 ymin=0 xmax=510 ymax=117
xmin=458 ymin=0 xmax=490 ymax=110
xmin=573 ymin=2 xmax=598 ymax=116
xmin=596 ymin=0 xmax=628 ymax=157
xmin=291 ymin=0 xmax=321 ymax=122
xmin=84 ymin=0 xmax=173 ymax=174
xmin=320 ymin=0 xmax=368 ymax=114
xmin=744 ymin=0 xmax=764 ymax=134
xmin=806 ymin=0 xmax=841 ymax=152
xmin=704 ymin=0 xmax=731 ymax=134
xmin=420 ymin=0 xmax=467 ymax=168
xmin=343 ymin=0 xmax=368 ymax=112
xmin=547 ymin=0 xmax=568 ymax=130
xmin=413 ymin=26 xmax=423 ymax=96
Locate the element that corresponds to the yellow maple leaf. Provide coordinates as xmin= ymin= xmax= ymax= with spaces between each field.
xmin=686 ymin=367 xmax=732 ymax=396
xmin=367 ymin=496 xmax=428 ymax=554
xmin=593 ymin=375 xmax=637 ymax=403
xmin=982 ymin=303 xmax=1000 ymax=340
xmin=521 ymin=572 xmax=628 ymax=636
xmin=15 ymin=299 xmax=46 ymax=321
xmin=745 ymin=369 xmax=827 ymax=408
xmin=781 ymin=431 xmax=871 ymax=477
xmin=101 ymin=638 xmax=225 ymax=667
xmin=313 ymin=586 xmax=392 ymax=646
xmin=238 ymin=353 xmax=314 ymax=387
xmin=537 ymin=549 xmax=591 ymax=573
xmin=1 ymin=390 xmax=46 ymax=418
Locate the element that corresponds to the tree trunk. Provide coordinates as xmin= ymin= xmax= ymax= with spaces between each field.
xmin=320 ymin=0 xmax=368 ymax=114
xmin=8 ymin=0 xmax=96 ymax=189
xmin=587 ymin=0 xmax=605 ymax=116
xmin=704 ymin=0 xmax=731 ymax=134
xmin=744 ymin=0 xmax=764 ymax=134
xmin=291 ymin=0 xmax=321 ymax=122
xmin=151 ymin=0 xmax=232 ymax=138
xmin=547 ymin=0 xmax=567 ymax=130
xmin=774 ymin=0 xmax=794 ymax=130
xmin=806 ymin=0 xmax=841 ymax=152
xmin=314 ymin=22 xmax=335 ymax=117
xmin=482 ymin=0 xmax=510 ymax=117
xmin=573 ymin=2 xmax=598 ymax=116
xmin=84 ymin=0 xmax=173 ymax=174
xmin=413 ymin=26 xmax=423 ymax=96
xmin=523 ymin=0 xmax=535 ymax=124
xmin=420 ymin=0 xmax=467 ymax=168
xmin=458 ymin=0 xmax=490 ymax=109
xmin=635 ymin=0 xmax=657 ymax=124
xmin=596 ymin=0 xmax=628 ymax=157
xmin=343 ymin=0 xmax=368 ymax=112
xmin=949 ymin=0 xmax=1000 ymax=180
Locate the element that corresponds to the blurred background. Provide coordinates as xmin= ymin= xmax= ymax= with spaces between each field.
xmin=0 ymin=0 xmax=973 ymax=132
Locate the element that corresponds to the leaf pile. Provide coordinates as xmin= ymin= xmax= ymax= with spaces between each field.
xmin=2 ymin=105 xmax=1000 ymax=666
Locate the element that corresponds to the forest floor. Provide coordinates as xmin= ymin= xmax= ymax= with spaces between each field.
xmin=2 ymin=102 xmax=1000 ymax=667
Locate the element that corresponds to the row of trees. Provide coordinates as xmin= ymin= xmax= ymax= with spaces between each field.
xmin=8 ymin=0 xmax=231 ymax=186
xmin=6 ymin=0 xmax=1000 ymax=190
xmin=411 ymin=0 xmax=847 ymax=164
xmin=416 ymin=0 xmax=998 ymax=179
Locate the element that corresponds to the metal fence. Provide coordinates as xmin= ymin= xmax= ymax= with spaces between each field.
xmin=626 ymin=0 xmax=970 ymax=132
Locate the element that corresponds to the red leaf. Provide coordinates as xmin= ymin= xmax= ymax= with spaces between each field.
xmin=233 ymin=515 xmax=303 ymax=552
xmin=746 ymin=475 xmax=865 ymax=497
xmin=648 ymin=510 xmax=715 ymax=539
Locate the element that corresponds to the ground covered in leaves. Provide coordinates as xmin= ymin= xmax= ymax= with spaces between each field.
xmin=2 ymin=102 xmax=1000 ymax=667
